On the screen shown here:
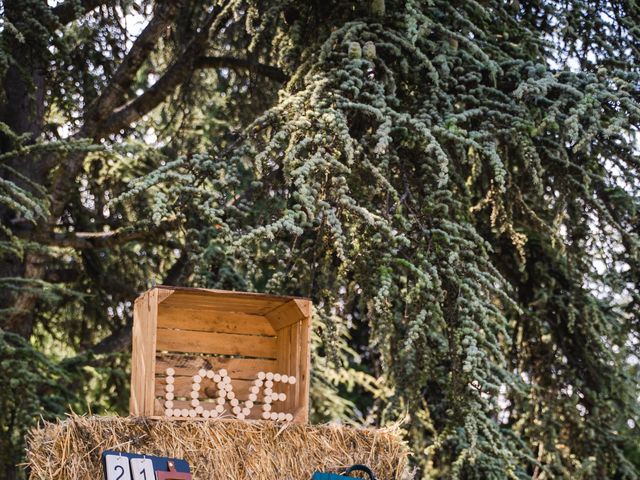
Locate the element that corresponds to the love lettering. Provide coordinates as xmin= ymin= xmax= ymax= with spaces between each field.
xmin=163 ymin=368 xmax=297 ymax=422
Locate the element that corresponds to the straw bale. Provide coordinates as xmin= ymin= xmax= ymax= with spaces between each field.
xmin=26 ymin=415 xmax=411 ymax=479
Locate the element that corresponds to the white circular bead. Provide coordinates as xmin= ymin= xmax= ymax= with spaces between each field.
xmin=248 ymin=394 xmax=257 ymax=402
xmin=198 ymin=369 xmax=207 ymax=377
xmin=165 ymin=392 xmax=174 ymax=401
xmin=213 ymin=374 xmax=221 ymax=383
xmin=172 ymin=409 xmax=181 ymax=418
xmin=264 ymin=388 xmax=272 ymax=396
xmin=165 ymin=384 xmax=174 ymax=393
xmin=164 ymin=400 xmax=174 ymax=408
xmin=245 ymin=400 xmax=254 ymax=409
xmin=242 ymin=407 xmax=251 ymax=416
xmin=265 ymin=380 xmax=274 ymax=388
xmin=285 ymin=413 xmax=294 ymax=422
xmin=215 ymin=404 xmax=224 ymax=413
xmin=202 ymin=409 xmax=211 ymax=418
xmin=193 ymin=375 xmax=202 ymax=383
xmin=281 ymin=375 xmax=289 ymax=383
xmin=192 ymin=383 xmax=201 ymax=391
xmin=195 ymin=405 xmax=204 ymax=414
xmin=165 ymin=368 xmax=175 ymax=376
xmin=181 ymin=409 xmax=189 ymax=417
xmin=254 ymin=379 xmax=264 ymax=387
xmin=270 ymin=412 xmax=278 ymax=421
xmin=273 ymin=373 xmax=281 ymax=382
xmin=262 ymin=411 xmax=271 ymax=419
xmin=230 ymin=398 xmax=239 ymax=407
xmin=264 ymin=396 xmax=272 ymax=404
xmin=227 ymin=391 xmax=235 ymax=400
xmin=266 ymin=372 xmax=274 ymax=381
xmin=232 ymin=406 xmax=241 ymax=415
xmin=278 ymin=393 xmax=286 ymax=402
xmin=206 ymin=370 xmax=215 ymax=379
xmin=258 ymin=371 xmax=266 ymax=380
xmin=218 ymin=389 xmax=226 ymax=398
xmin=224 ymin=383 xmax=233 ymax=392
xmin=262 ymin=404 xmax=271 ymax=412
xmin=191 ymin=399 xmax=200 ymax=407
xmin=277 ymin=412 xmax=286 ymax=421
xmin=166 ymin=376 xmax=175 ymax=385
xmin=190 ymin=391 xmax=199 ymax=399
xmin=164 ymin=409 xmax=173 ymax=417
xmin=219 ymin=369 xmax=228 ymax=377
xmin=289 ymin=376 xmax=297 ymax=385
xmin=189 ymin=409 xmax=197 ymax=418
xmin=217 ymin=397 xmax=226 ymax=405
xmin=250 ymin=386 xmax=260 ymax=394
xmin=236 ymin=413 xmax=245 ymax=420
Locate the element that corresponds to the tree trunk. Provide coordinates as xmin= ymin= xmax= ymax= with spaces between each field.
xmin=0 ymin=0 xmax=48 ymax=340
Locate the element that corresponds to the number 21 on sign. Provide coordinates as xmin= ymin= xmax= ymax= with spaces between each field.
xmin=105 ymin=455 xmax=154 ymax=480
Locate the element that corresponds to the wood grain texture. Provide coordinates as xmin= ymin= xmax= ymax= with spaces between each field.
xmin=145 ymin=289 xmax=160 ymax=414
xmin=155 ymin=284 xmax=307 ymax=302
xmin=130 ymin=289 xmax=159 ymax=416
xmin=290 ymin=322 xmax=302 ymax=421
xmin=159 ymin=291 xmax=283 ymax=315
xmin=130 ymin=295 xmax=144 ymax=415
xmin=156 ymin=288 xmax=175 ymax=304
xmin=157 ymin=306 xmax=276 ymax=336
xmin=276 ymin=325 xmax=293 ymax=413
xmin=156 ymin=328 xmax=277 ymax=359
xmin=265 ymin=299 xmax=307 ymax=330
xmin=297 ymin=315 xmax=311 ymax=423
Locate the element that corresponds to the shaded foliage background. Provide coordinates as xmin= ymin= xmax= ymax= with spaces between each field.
xmin=0 ymin=0 xmax=638 ymax=479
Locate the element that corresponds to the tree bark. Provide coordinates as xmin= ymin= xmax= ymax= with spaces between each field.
xmin=0 ymin=1 xmax=49 ymax=339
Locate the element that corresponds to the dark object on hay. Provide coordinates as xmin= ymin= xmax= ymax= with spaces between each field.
xmin=312 ymin=464 xmax=377 ymax=479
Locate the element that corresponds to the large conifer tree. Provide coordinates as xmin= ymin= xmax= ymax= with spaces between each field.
xmin=0 ymin=1 xmax=638 ymax=478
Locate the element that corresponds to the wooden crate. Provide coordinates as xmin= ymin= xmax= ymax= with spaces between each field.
xmin=130 ymin=286 xmax=312 ymax=422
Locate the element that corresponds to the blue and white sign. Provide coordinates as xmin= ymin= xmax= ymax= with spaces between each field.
xmin=102 ymin=451 xmax=190 ymax=480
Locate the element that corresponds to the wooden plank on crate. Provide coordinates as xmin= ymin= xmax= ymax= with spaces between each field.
xmin=265 ymin=299 xmax=309 ymax=330
xmin=144 ymin=289 xmax=159 ymax=415
xmin=130 ymin=290 xmax=158 ymax=416
xmin=297 ymin=315 xmax=311 ymax=423
xmin=154 ymin=376 xmax=255 ymax=399
xmin=156 ymin=288 xmax=175 ymax=304
xmin=154 ymin=397 xmax=164 ymax=416
xmin=286 ymin=325 xmax=296 ymax=414
xmin=276 ymin=325 xmax=292 ymax=413
xmin=289 ymin=321 xmax=301 ymax=420
xmin=157 ymin=307 xmax=276 ymax=336
xmin=156 ymin=285 xmax=305 ymax=303
xmin=156 ymin=328 xmax=278 ymax=359
xmin=155 ymin=354 xmax=277 ymax=379
xmin=160 ymin=292 xmax=284 ymax=315
xmin=166 ymin=297 xmax=278 ymax=311
xmin=130 ymin=295 xmax=145 ymax=415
